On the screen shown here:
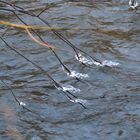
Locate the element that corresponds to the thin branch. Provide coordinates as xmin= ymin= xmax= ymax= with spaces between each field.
xmin=0 ymin=1 xmax=102 ymax=65
xmin=0 ymin=36 xmax=86 ymax=108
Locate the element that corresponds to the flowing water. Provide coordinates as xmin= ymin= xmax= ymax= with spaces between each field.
xmin=0 ymin=0 xmax=140 ymax=140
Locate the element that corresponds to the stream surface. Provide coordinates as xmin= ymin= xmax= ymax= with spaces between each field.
xmin=0 ymin=0 xmax=140 ymax=140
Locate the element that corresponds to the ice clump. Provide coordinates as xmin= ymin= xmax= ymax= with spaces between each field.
xmin=75 ymin=53 xmax=101 ymax=66
xmin=70 ymin=98 xmax=87 ymax=104
xmin=55 ymin=83 xmax=80 ymax=93
xmin=20 ymin=101 xmax=26 ymax=106
xmin=76 ymin=53 xmax=120 ymax=67
xmin=62 ymin=85 xmax=80 ymax=93
xmin=67 ymin=70 xmax=89 ymax=79
xmin=101 ymin=60 xmax=120 ymax=67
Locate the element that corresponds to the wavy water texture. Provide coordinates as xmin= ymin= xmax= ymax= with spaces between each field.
xmin=1 ymin=1 xmax=139 ymax=140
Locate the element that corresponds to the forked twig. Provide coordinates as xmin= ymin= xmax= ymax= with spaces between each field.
xmin=0 ymin=36 xmax=86 ymax=108
xmin=0 ymin=1 xmax=102 ymax=65
xmin=0 ymin=8 xmax=83 ymax=80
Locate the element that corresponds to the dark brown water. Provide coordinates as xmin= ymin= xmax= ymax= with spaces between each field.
xmin=0 ymin=0 xmax=140 ymax=140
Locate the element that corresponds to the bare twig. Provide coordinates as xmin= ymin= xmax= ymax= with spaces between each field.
xmin=0 ymin=1 xmax=102 ymax=65
xmin=0 ymin=36 xmax=86 ymax=108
